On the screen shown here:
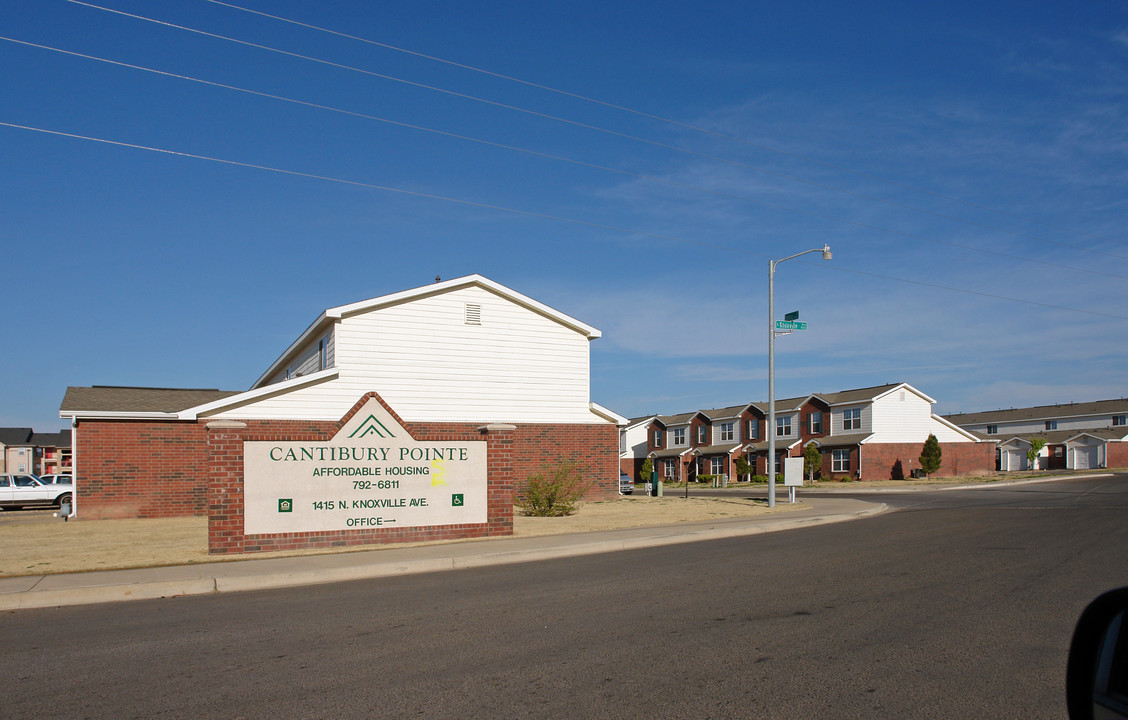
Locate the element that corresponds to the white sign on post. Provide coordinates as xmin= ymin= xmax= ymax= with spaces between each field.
xmin=783 ymin=457 xmax=804 ymax=486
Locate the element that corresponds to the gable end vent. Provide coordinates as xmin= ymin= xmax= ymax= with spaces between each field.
xmin=465 ymin=303 xmax=482 ymax=325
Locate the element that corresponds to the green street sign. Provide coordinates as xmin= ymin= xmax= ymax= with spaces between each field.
xmin=775 ymin=320 xmax=808 ymax=330
xmin=784 ymin=311 xmax=799 ymax=321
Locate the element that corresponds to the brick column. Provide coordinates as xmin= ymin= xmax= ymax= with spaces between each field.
xmin=480 ymin=423 xmax=515 ymax=537
xmin=207 ymin=421 xmax=247 ymax=554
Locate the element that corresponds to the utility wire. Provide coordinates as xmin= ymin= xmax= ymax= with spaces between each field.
xmin=198 ymin=0 xmax=1128 ymax=249
xmin=6 ymin=36 xmax=1124 ymax=281
xmin=63 ymin=1 xmax=1126 ymax=261
xmin=3 ymin=119 xmax=1125 ymax=322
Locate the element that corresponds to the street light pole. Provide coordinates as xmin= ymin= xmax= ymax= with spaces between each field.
xmin=767 ymin=244 xmax=831 ymax=508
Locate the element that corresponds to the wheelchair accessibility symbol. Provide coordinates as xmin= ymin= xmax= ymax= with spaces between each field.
xmin=451 ymin=494 xmax=464 ymax=507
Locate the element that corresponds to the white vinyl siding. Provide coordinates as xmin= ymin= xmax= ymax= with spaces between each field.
xmin=267 ymin=330 xmax=335 ymax=385
xmin=209 ymin=286 xmax=601 ymax=424
xmin=775 ymin=415 xmax=795 ymax=438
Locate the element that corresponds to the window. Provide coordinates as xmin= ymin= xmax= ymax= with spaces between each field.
xmin=747 ymin=418 xmax=759 ymax=440
xmin=832 ymin=449 xmax=850 ymax=473
xmin=843 ymin=408 xmax=862 ymax=431
xmin=711 ymin=457 xmax=725 ymax=475
xmin=653 ymin=430 xmax=663 ymax=447
xmin=776 ymin=416 xmax=792 ymax=437
xmin=808 ymin=411 xmax=823 ymax=434
xmin=318 ymin=339 xmax=326 ymax=371
xmin=673 ymin=428 xmax=686 ymax=446
xmin=719 ymin=422 xmax=734 ymax=442
xmin=986 ymin=425 xmax=998 ymax=435
xmin=697 ymin=425 xmax=706 ymax=444
xmin=663 ymin=459 xmax=677 ymax=479
xmin=1045 ymin=420 xmax=1058 ymax=430
xmin=1114 ymin=415 xmax=1127 ymax=427
xmin=1054 ymin=446 xmax=1064 ymax=457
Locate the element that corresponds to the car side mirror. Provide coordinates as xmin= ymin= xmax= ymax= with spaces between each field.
xmin=1067 ymin=587 xmax=1128 ymax=719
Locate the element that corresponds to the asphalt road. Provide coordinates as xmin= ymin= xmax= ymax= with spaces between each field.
xmin=3 ymin=475 xmax=1125 ymax=719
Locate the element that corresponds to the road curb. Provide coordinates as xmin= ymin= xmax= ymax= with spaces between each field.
xmin=0 ymin=502 xmax=887 ymax=611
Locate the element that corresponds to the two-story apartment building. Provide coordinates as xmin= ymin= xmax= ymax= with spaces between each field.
xmin=946 ymin=399 xmax=1128 ymax=470
xmin=61 ymin=275 xmax=623 ymax=524
xmin=0 ymin=428 xmax=72 ymax=476
xmin=639 ymin=383 xmax=990 ymax=482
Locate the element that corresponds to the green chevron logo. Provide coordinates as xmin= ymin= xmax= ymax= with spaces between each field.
xmin=348 ymin=414 xmax=395 ymax=439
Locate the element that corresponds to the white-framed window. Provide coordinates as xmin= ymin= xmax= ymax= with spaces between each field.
xmin=710 ymin=457 xmax=725 ymax=474
xmin=986 ymin=425 xmax=998 ymax=435
xmin=808 ymin=411 xmax=823 ymax=434
xmin=747 ymin=418 xmax=759 ymax=440
xmin=843 ymin=408 xmax=862 ymax=431
xmin=1114 ymin=415 xmax=1126 ymax=427
xmin=832 ymin=449 xmax=850 ymax=473
xmin=697 ymin=425 xmax=707 ymax=444
xmin=719 ymin=422 xmax=734 ymax=442
xmin=653 ymin=430 xmax=663 ymax=447
xmin=1045 ymin=420 xmax=1058 ymax=430
xmin=776 ymin=416 xmax=792 ymax=437
xmin=673 ymin=427 xmax=686 ymax=446
xmin=318 ymin=339 xmax=327 ymax=371
xmin=663 ymin=459 xmax=677 ymax=479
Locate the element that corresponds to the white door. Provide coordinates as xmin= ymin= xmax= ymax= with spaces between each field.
xmin=1005 ymin=449 xmax=1025 ymax=471
xmin=1073 ymin=446 xmax=1097 ymax=470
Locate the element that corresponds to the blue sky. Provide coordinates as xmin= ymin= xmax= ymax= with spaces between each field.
xmin=3 ymin=0 xmax=1127 ymax=430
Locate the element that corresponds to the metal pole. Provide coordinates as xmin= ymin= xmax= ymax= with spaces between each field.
xmin=768 ymin=259 xmax=776 ymax=508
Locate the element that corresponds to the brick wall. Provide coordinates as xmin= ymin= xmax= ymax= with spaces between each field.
xmin=73 ymin=410 xmax=618 ymax=549
xmin=1107 ymin=442 xmax=1128 ymax=468
xmin=859 ymin=442 xmax=995 ymax=480
xmin=74 ymin=420 xmax=210 ymax=519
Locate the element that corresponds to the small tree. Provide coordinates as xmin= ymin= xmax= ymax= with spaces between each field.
xmin=733 ymin=456 xmax=752 ymax=482
xmin=640 ymin=457 xmax=654 ymax=483
xmin=919 ymin=434 xmax=942 ymax=478
xmin=803 ymin=442 xmax=821 ymax=483
xmin=516 ymin=459 xmax=593 ymax=517
xmin=1026 ymin=438 xmax=1047 ymax=470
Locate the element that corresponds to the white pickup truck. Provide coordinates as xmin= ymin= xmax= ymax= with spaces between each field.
xmin=0 ymin=474 xmax=72 ymax=510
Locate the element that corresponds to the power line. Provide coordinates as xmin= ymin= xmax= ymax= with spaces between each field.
xmin=62 ymin=1 xmax=1126 ymax=262
xmin=3 ymin=119 xmax=1125 ymax=322
xmin=7 ymin=35 xmax=1124 ymax=282
xmin=198 ymin=0 xmax=1128 ymax=250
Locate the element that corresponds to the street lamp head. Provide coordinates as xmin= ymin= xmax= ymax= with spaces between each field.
xmin=821 ymin=244 xmax=832 ymax=261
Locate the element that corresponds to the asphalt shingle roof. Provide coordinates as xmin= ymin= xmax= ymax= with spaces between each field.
xmin=945 ymin=398 xmax=1128 ymax=425
xmin=60 ymin=386 xmax=242 ymax=415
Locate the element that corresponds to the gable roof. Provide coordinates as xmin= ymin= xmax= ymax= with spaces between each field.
xmin=60 ymin=386 xmax=242 ymax=418
xmin=0 ymin=428 xmax=33 ymax=446
xmin=945 ymin=398 xmax=1128 ymax=426
xmin=254 ymin=274 xmax=601 ymax=390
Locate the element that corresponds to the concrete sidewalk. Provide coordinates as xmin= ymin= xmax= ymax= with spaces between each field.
xmin=0 ymin=497 xmax=884 ymax=611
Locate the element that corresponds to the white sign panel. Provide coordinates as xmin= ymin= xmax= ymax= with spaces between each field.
xmin=783 ymin=456 xmax=805 ymax=486
xmin=243 ymin=398 xmax=487 ymax=535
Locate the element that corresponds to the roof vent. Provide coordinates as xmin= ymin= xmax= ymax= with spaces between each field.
xmin=465 ymin=303 xmax=481 ymax=325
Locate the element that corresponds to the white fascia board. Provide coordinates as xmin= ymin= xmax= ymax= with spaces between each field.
xmin=590 ymin=402 xmax=628 ymax=425
xmin=931 ymin=414 xmax=982 ymax=441
xmin=61 ymin=411 xmax=179 ymax=420
xmin=875 ymin=383 xmax=936 ymax=405
xmin=328 ymin=274 xmax=602 ymax=338
xmin=854 ymin=434 xmax=878 ymax=445
xmin=624 ymin=416 xmax=658 ymax=431
xmin=252 ymin=313 xmax=333 ymax=389
xmin=181 ymin=368 xmax=339 ymax=420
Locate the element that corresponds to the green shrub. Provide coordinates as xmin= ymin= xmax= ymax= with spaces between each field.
xmin=696 ymin=474 xmax=718 ymax=484
xmin=516 ymin=459 xmax=593 ymax=517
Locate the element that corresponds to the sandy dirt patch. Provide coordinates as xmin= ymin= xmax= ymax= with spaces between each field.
xmin=0 ymin=495 xmax=798 ymax=577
